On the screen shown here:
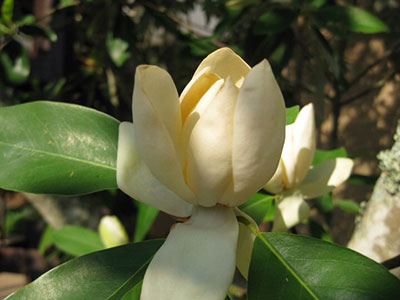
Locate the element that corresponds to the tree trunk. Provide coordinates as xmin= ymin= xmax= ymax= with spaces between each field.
xmin=348 ymin=122 xmax=400 ymax=277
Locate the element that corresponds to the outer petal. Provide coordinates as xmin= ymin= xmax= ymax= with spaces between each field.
xmin=263 ymin=160 xmax=284 ymax=194
xmin=299 ymin=157 xmax=354 ymax=199
xmin=180 ymin=67 xmax=220 ymax=123
xmin=132 ymin=65 xmax=195 ymax=203
xmin=194 ymin=48 xmax=250 ymax=87
xmin=140 ymin=206 xmax=239 ymax=300
xmin=280 ymin=125 xmax=296 ymax=187
xmin=117 ymin=122 xmax=192 ymax=217
xmin=186 ymin=78 xmax=238 ymax=207
xmin=234 ymin=208 xmax=258 ymax=280
xmin=272 ymin=192 xmax=310 ymax=232
xmin=223 ymin=59 xmax=286 ymax=206
xmin=292 ymin=103 xmax=316 ymax=185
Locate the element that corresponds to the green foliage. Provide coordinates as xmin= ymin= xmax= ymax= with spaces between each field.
xmin=0 ymin=41 xmax=30 ymax=84
xmin=248 ymin=233 xmax=400 ymax=299
xmin=312 ymin=147 xmax=348 ymax=165
xmin=51 ymin=225 xmax=104 ymax=256
xmin=0 ymin=101 xmax=119 ymax=195
xmin=133 ymin=202 xmax=159 ymax=243
xmin=6 ymin=240 xmax=163 ymax=300
xmin=106 ymin=33 xmax=131 ymax=67
xmin=19 ymin=24 xmax=57 ymax=42
xmin=316 ymin=5 xmax=389 ymax=34
xmin=285 ymin=105 xmax=299 ymax=125
xmin=1 ymin=0 xmax=13 ymax=23
xmin=239 ymin=192 xmax=275 ymax=224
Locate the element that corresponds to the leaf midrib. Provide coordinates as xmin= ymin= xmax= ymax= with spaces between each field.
xmin=258 ymin=233 xmax=319 ymax=300
xmin=0 ymin=141 xmax=116 ymax=171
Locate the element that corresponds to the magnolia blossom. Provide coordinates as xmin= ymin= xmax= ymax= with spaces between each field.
xmin=264 ymin=103 xmax=354 ymax=231
xmin=117 ymin=48 xmax=285 ymax=299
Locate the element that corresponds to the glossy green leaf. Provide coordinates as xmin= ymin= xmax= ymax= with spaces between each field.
xmin=0 ymin=101 xmax=119 ymax=195
xmin=0 ymin=41 xmax=30 ymax=84
xmin=253 ymin=9 xmax=296 ymax=35
xmin=19 ymin=24 xmax=58 ymax=42
xmin=318 ymin=5 xmax=389 ymax=34
xmin=120 ymin=281 xmax=142 ymax=300
xmin=248 ymin=233 xmax=400 ymax=299
xmin=312 ymin=147 xmax=347 ymax=165
xmin=335 ymin=198 xmax=360 ymax=213
xmin=285 ymin=105 xmax=299 ymax=125
xmin=106 ymin=33 xmax=131 ymax=67
xmin=239 ymin=193 xmax=275 ymax=224
xmin=1 ymin=0 xmax=13 ymax=23
xmin=51 ymin=225 xmax=104 ymax=256
xmin=6 ymin=240 xmax=163 ymax=300
xmin=133 ymin=202 xmax=159 ymax=243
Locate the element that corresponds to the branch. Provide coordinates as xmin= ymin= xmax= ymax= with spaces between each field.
xmin=341 ymin=71 xmax=396 ymax=106
xmin=381 ymin=254 xmax=400 ymax=270
xmin=348 ymin=39 xmax=400 ymax=87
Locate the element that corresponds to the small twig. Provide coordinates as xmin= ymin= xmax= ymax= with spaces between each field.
xmin=341 ymin=70 xmax=396 ymax=106
xmin=348 ymin=39 xmax=400 ymax=87
xmin=381 ymin=254 xmax=400 ymax=270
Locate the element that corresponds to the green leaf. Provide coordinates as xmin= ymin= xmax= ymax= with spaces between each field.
xmin=38 ymin=225 xmax=54 ymax=254
xmin=51 ymin=225 xmax=104 ymax=256
xmin=248 ymin=233 xmax=400 ymax=299
xmin=335 ymin=198 xmax=360 ymax=213
xmin=106 ymin=33 xmax=131 ymax=67
xmin=314 ymin=194 xmax=334 ymax=213
xmin=0 ymin=41 xmax=30 ymax=84
xmin=285 ymin=105 xmax=299 ymax=125
xmin=133 ymin=202 xmax=159 ymax=243
xmin=0 ymin=101 xmax=119 ymax=195
xmin=312 ymin=147 xmax=347 ymax=165
xmin=239 ymin=193 xmax=275 ymax=224
xmin=318 ymin=5 xmax=389 ymax=34
xmin=308 ymin=219 xmax=332 ymax=242
xmin=348 ymin=174 xmax=379 ymax=186
xmin=1 ymin=0 xmax=13 ymax=23
xmin=120 ymin=281 xmax=142 ymax=300
xmin=15 ymin=14 xmax=35 ymax=26
xmin=253 ymin=9 xmax=296 ymax=35
xmin=19 ymin=24 xmax=58 ymax=42
xmin=6 ymin=240 xmax=163 ymax=300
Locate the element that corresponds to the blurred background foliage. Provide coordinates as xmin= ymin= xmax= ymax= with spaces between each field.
xmin=1 ymin=0 xmax=400 ymax=294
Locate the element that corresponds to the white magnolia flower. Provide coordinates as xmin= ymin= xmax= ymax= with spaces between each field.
xmin=98 ymin=215 xmax=129 ymax=248
xmin=117 ymin=48 xmax=286 ymax=300
xmin=264 ymin=103 xmax=354 ymax=231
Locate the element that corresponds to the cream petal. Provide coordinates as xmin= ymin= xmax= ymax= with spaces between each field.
xmin=186 ymin=78 xmax=238 ymax=207
xmin=181 ymin=79 xmax=225 ymax=167
xmin=132 ymin=66 xmax=195 ymax=203
xmin=263 ymin=160 xmax=284 ymax=194
xmin=224 ymin=59 xmax=286 ymax=206
xmin=281 ymin=125 xmax=296 ymax=188
xmin=179 ymin=67 xmax=220 ymax=123
xmin=140 ymin=206 xmax=239 ymax=300
xmin=117 ymin=122 xmax=192 ymax=217
xmin=194 ymin=48 xmax=250 ymax=87
xmin=292 ymin=103 xmax=316 ymax=185
xmin=234 ymin=208 xmax=258 ymax=280
xmin=272 ymin=193 xmax=310 ymax=232
xmin=299 ymin=157 xmax=354 ymax=199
